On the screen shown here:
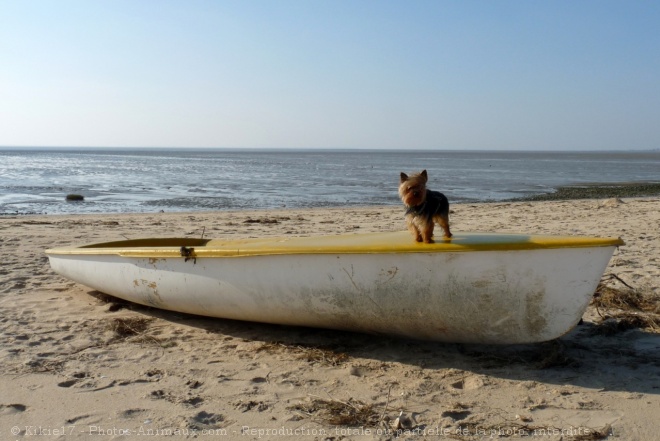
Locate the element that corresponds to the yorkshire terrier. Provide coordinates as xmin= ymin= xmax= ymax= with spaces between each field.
xmin=399 ymin=170 xmax=452 ymax=243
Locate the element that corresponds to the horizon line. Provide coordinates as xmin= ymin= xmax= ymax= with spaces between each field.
xmin=1 ymin=145 xmax=658 ymax=153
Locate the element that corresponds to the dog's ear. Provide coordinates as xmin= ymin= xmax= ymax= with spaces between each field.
xmin=420 ymin=170 xmax=428 ymax=182
xmin=400 ymin=172 xmax=409 ymax=183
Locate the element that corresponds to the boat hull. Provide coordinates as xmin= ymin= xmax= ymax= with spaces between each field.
xmin=47 ymin=233 xmax=620 ymax=344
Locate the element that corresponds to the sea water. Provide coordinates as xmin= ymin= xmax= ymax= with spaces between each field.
xmin=1 ymin=148 xmax=658 ymax=215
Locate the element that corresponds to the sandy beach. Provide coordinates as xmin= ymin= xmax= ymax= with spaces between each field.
xmin=1 ymin=197 xmax=659 ymax=440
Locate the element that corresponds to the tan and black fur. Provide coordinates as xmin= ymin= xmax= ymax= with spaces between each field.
xmin=399 ymin=170 xmax=452 ymax=243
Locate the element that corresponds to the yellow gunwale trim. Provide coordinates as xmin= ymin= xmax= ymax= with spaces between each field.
xmin=46 ymin=231 xmax=625 ymax=258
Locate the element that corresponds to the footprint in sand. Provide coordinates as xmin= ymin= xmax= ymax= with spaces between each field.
xmin=57 ymin=379 xmax=80 ymax=388
xmin=190 ymin=411 xmax=226 ymax=429
xmin=0 ymin=404 xmax=27 ymax=415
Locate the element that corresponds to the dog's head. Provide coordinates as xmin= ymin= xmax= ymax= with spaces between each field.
xmin=399 ymin=170 xmax=428 ymax=207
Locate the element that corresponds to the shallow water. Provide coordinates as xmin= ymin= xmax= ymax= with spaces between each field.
xmin=1 ymin=148 xmax=659 ymax=215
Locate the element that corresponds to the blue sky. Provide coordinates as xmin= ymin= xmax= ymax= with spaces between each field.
xmin=1 ymin=1 xmax=659 ymax=150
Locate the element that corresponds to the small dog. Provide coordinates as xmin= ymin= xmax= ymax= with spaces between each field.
xmin=399 ymin=170 xmax=452 ymax=243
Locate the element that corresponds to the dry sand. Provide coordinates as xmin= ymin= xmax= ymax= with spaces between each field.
xmin=1 ymin=198 xmax=659 ymax=440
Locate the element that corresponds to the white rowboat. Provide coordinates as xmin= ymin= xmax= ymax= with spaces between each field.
xmin=46 ymin=231 xmax=623 ymax=344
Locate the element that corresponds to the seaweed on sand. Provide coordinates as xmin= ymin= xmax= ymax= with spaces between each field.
xmin=289 ymin=396 xmax=380 ymax=427
xmin=589 ymin=274 xmax=660 ymax=335
xmin=107 ymin=317 xmax=152 ymax=338
xmin=255 ymin=341 xmax=349 ymax=366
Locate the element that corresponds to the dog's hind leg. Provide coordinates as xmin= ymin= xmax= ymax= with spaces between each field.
xmin=435 ymin=214 xmax=452 ymax=239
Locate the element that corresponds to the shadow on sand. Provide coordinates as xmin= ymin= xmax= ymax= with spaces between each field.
xmin=89 ymin=290 xmax=660 ymax=397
